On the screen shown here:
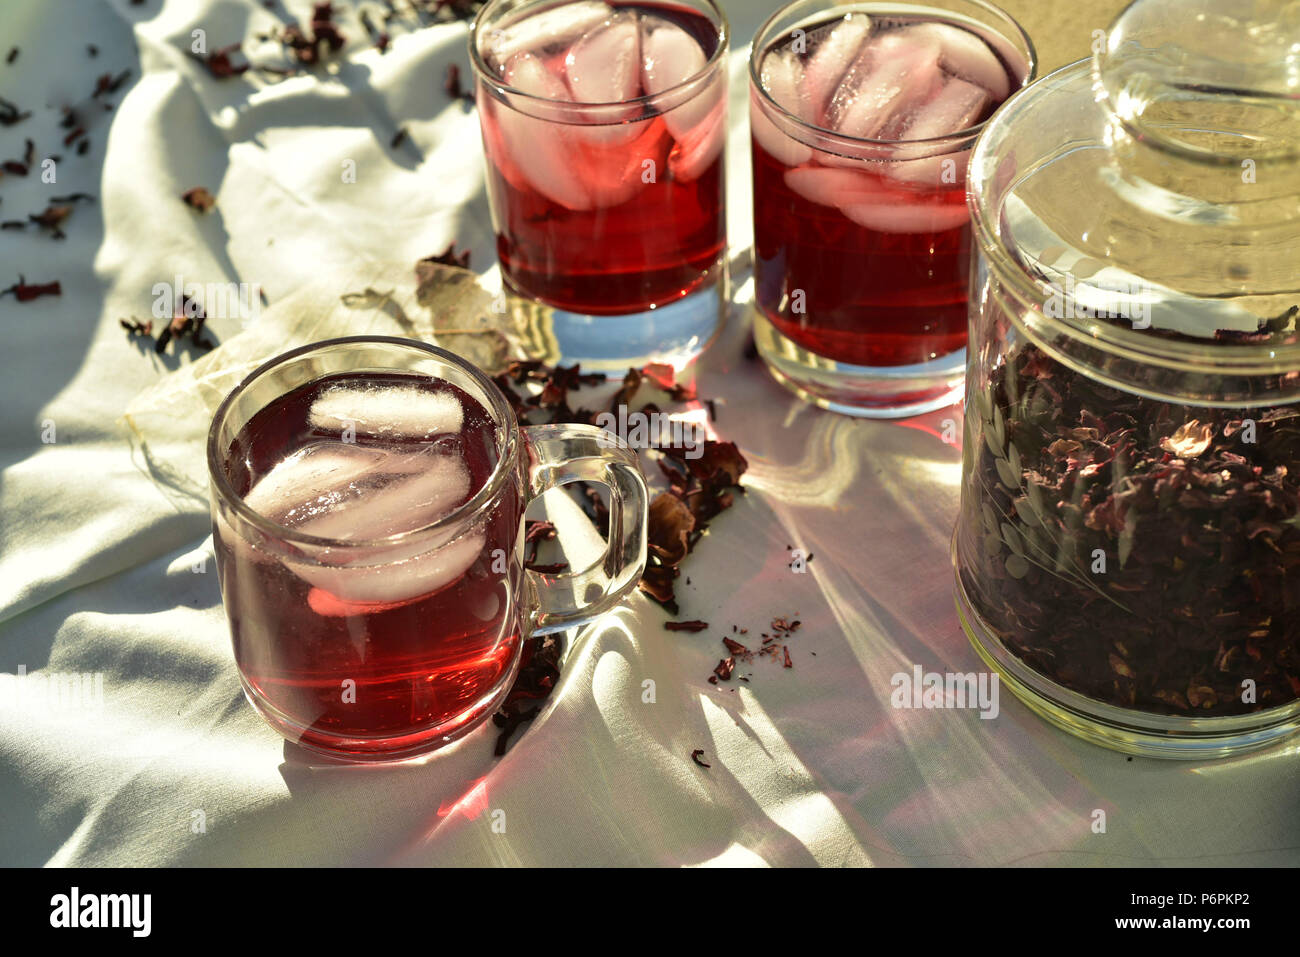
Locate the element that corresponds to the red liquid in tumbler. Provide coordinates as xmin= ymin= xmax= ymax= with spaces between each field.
xmin=477 ymin=1 xmax=726 ymax=314
xmin=751 ymin=12 xmax=1025 ymax=366
xmin=214 ymin=373 xmax=523 ymax=756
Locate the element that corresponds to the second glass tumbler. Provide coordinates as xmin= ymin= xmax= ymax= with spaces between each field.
xmin=749 ymin=0 xmax=1035 ymax=417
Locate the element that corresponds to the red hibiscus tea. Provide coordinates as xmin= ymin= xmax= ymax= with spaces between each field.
xmin=750 ymin=1 xmax=1032 ymax=416
xmin=472 ymin=0 xmax=728 ymax=366
xmin=212 ymin=371 xmax=524 ymax=759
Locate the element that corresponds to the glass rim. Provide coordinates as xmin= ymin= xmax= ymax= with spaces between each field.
xmin=206 ymin=336 xmax=521 ymax=552
xmin=747 ymin=0 xmax=1038 ymax=149
xmin=468 ymin=0 xmax=730 ymax=112
xmin=967 ymin=57 xmax=1300 ymax=373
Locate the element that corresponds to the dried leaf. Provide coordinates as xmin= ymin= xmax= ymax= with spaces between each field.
xmin=1160 ymin=420 xmax=1215 ymax=458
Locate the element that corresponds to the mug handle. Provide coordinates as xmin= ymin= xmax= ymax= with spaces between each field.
xmin=521 ymin=423 xmax=649 ymax=634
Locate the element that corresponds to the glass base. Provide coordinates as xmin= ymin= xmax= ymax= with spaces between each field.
xmin=238 ymin=649 xmax=522 ymax=764
xmin=503 ymin=262 xmax=726 ymax=372
xmin=753 ymin=309 xmax=965 ymax=418
xmin=952 ymin=536 xmax=1300 ymax=759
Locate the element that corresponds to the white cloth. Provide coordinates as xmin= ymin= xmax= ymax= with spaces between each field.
xmin=0 ymin=0 xmax=1296 ymax=867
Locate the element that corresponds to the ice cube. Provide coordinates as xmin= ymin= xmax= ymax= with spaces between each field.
xmin=783 ymin=165 xmax=889 ymax=208
xmin=580 ymin=127 xmax=659 ymax=206
xmin=640 ymin=18 xmax=706 ymax=95
xmin=826 ymin=31 xmax=942 ymax=140
xmin=751 ymin=50 xmax=813 ymax=166
xmin=898 ymin=76 xmax=989 ymax=140
xmin=498 ymin=52 xmax=594 ymax=210
xmin=751 ymin=99 xmax=811 ymax=167
xmin=799 ymin=13 xmax=872 ymax=124
xmin=669 ymin=95 xmax=725 ymax=181
xmin=880 ymin=148 xmax=971 ymax=188
xmin=784 ymin=163 xmax=968 ymax=231
xmin=561 ymin=14 xmax=660 ymax=201
xmin=478 ymin=99 xmax=535 ymax=195
xmin=640 ymin=18 xmax=713 ymax=141
xmin=486 ymin=0 xmax=613 ymax=67
xmin=565 ymin=11 xmax=646 ymax=147
xmin=906 ymin=22 xmax=1010 ymax=100
xmin=309 ymin=384 xmax=464 ymax=439
xmin=244 ymin=443 xmax=391 ymax=525
xmin=840 ymin=200 xmax=969 ymax=233
xmin=566 ymin=12 xmax=641 ymax=104
xmin=882 ymin=78 xmax=987 ymax=185
xmin=301 ymin=529 xmax=487 ymax=612
xmin=762 ymin=47 xmax=811 ymax=121
xmin=294 ymin=448 xmax=473 ymax=542
xmin=584 ymin=112 xmax=658 ymax=150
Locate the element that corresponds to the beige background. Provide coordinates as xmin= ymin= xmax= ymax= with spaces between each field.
xmin=1000 ymin=0 xmax=1131 ymax=74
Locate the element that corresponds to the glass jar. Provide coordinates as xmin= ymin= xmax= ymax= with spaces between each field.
xmin=954 ymin=0 xmax=1300 ymax=757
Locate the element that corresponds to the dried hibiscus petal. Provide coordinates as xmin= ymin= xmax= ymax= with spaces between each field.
xmin=647 ymin=492 xmax=694 ymax=566
xmin=958 ymin=317 xmax=1300 ymax=719
xmin=638 ymin=564 xmax=680 ymax=614
xmin=0 ymin=96 xmax=31 ymax=126
xmin=664 ymin=620 xmax=708 ymax=633
xmin=639 ymin=362 xmax=697 ymax=401
xmin=28 ymin=205 xmax=72 ymax=239
xmin=470 ymin=339 xmax=747 ymax=751
xmin=182 ymin=187 xmax=216 ymax=212
xmin=197 ymin=43 xmax=249 ymax=78
xmin=1160 ymin=420 xmax=1215 ymax=458
xmin=1 ymin=276 xmax=61 ymax=301
xmin=713 ymin=656 xmax=735 ymax=681
xmin=418 ymin=244 xmax=471 ymax=272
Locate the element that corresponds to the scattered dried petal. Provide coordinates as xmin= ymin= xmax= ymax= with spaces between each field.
xmin=1 ymin=276 xmax=61 ymax=301
xmin=182 ymin=187 xmax=216 ymax=212
xmin=0 ymin=96 xmax=30 ymax=126
xmin=197 ymin=43 xmax=249 ymax=79
xmin=664 ymin=620 xmax=708 ymax=633
xmin=1160 ymin=420 xmax=1215 ymax=458
xmin=28 ymin=205 xmax=72 ymax=238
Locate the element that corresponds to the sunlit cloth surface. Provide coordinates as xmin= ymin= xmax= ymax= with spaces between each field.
xmin=0 ymin=0 xmax=1295 ymax=867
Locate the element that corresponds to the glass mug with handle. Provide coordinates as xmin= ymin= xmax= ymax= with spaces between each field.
xmin=207 ymin=337 xmax=649 ymax=761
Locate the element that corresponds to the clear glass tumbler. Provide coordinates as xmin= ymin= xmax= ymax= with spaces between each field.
xmin=470 ymin=0 xmax=729 ymax=370
xmin=749 ymin=0 xmax=1034 ymax=417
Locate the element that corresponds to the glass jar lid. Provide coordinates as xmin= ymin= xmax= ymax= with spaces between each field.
xmin=1097 ymin=0 xmax=1300 ymax=162
xmin=968 ymin=0 xmax=1300 ymax=403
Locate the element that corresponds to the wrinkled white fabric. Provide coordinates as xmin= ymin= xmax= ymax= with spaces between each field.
xmin=0 ymin=0 xmax=1295 ymax=867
